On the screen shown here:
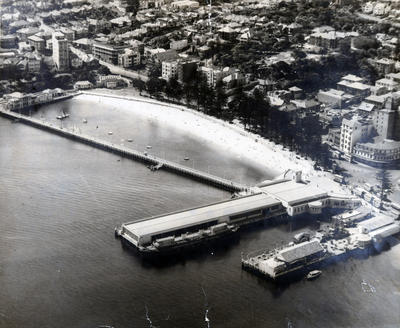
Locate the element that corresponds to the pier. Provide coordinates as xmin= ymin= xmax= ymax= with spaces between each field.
xmin=0 ymin=108 xmax=247 ymax=192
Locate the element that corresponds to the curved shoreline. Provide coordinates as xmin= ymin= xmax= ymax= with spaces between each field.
xmin=79 ymin=89 xmax=317 ymax=180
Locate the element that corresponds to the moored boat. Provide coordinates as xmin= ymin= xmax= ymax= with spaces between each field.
xmin=119 ymin=222 xmax=239 ymax=256
xmin=306 ymin=270 xmax=322 ymax=280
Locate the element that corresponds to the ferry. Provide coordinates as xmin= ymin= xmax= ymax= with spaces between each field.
xmin=117 ymin=223 xmax=239 ymax=256
xmin=306 ymin=270 xmax=322 ymax=280
xmin=139 ymin=223 xmax=239 ymax=255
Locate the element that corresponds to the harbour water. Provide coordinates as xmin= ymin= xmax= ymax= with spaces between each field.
xmin=1 ymin=95 xmax=399 ymax=328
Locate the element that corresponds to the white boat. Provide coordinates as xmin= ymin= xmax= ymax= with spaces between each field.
xmin=184 ymin=157 xmax=190 ymax=161
xmin=146 ymin=145 xmax=152 ymax=149
xmin=108 ymin=131 xmax=113 ymax=135
xmin=306 ymin=270 xmax=322 ymax=280
xmin=127 ymin=138 xmax=133 ymax=142
xmin=83 ymin=118 xmax=87 ymax=123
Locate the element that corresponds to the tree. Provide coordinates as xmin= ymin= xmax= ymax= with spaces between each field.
xmin=146 ymin=77 xmax=165 ymax=97
xmin=375 ymin=169 xmax=393 ymax=204
xmin=165 ymin=77 xmax=182 ymax=101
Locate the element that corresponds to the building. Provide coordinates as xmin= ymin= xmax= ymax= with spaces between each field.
xmin=317 ymin=89 xmax=356 ymax=108
xmin=375 ymin=78 xmax=399 ymax=92
xmin=353 ymin=139 xmax=400 ymax=167
xmin=27 ymin=35 xmax=46 ymax=53
xmin=199 ymin=66 xmax=232 ymax=88
xmin=4 ymin=92 xmax=33 ymax=110
xmin=24 ymin=53 xmax=42 ymax=73
xmin=118 ymin=48 xmax=142 ymax=68
xmin=0 ymin=35 xmax=18 ymax=48
xmin=52 ymin=32 xmax=70 ymax=72
xmin=337 ymin=80 xmax=372 ymax=98
xmin=170 ymin=39 xmax=188 ymax=51
xmin=170 ymin=0 xmax=200 ymax=9
xmin=93 ymin=43 xmax=127 ymax=65
xmin=373 ymin=108 xmax=395 ymax=139
xmin=74 ymin=80 xmax=93 ymax=90
xmin=96 ymin=75 xmax=130 ymax=88
xmin=162 ymin=59 xmax=198 ymax=82
xmin=162 ymin=60 xmax=179 ymax=80
xmin=120 ymin=193 xmax=283 ymax=248
xmin=375 ymin=58 xmax=396 ymax=75
xmin=258 ymin=171 xmax=361 ymax=217
xmin=339 ymin=116 xmax=373 ymax=159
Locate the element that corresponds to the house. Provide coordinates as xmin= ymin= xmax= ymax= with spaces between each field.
xmin=74 ymin=80 xmax=93 ymax=90
xmin=170 ymin=0 xmax=199 ymax=9
xmin=375 ymin=58 xmax=396 ymax=75
xmin=375 ymin=78 xmax=399 ymax=92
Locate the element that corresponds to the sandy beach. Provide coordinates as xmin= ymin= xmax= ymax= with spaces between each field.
xmin=80 ymin=89 xmax=316 ymax=179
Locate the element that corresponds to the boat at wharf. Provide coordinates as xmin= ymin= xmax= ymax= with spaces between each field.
xmin=242 ymin=214 xmax=400 ymax=281
xmin=143 ymin=223 xmax=238 ymax=256
xmin=306 ymin=270 xmax=322 ymax=280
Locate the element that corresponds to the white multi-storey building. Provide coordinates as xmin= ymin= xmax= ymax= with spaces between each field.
xmin=162 ymin=60 xmax=179 ymax=80
xmin=52 ymin=32 xmax=69 ymax=72
xmin=340 ymin=116 xmax=373 ymax=159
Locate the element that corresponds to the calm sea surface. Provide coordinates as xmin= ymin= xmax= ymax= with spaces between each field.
xmin=0 ymin=95 xmax=399 ymax=328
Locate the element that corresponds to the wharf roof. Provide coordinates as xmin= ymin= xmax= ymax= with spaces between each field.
xmin=369 ymin=223 xmax=400 ymax=239
xmin=276 ymin=240 xmax=324 ymax=263
xmin=124 ymin=193 xmax=280 ymax=238
xmin=359 ymin=215 xmax=394 ymax=232
xmin=260 ymin=180 xmax=327 ymax=206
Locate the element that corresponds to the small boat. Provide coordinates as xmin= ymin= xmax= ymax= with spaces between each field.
xmin=127 ymin=138 xmax=133 ymax=142
xmin=82 ymin=118 xmax=87 ymax=123
xmin=148 ymin=163 xmax=163 ymax=171
xmin=146 ymin=145 xmax=152 ymax=149
xmin=108 ymin=131 xmax=113 ymax=135
xmin=57 ymin=111 xmax=69 ymax=120
xmin=306 ymin=270 xmax=322 ymax=280
xmin=184 ymin=157 xmax=190 ymax=161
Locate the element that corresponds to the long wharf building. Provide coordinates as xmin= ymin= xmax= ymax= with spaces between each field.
xmin=118 ymin=172 xmax=363 ymax=253
xmin=120 ymin=193 xmax=284 ymax=248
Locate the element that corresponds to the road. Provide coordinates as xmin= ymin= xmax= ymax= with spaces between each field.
xmin=356 ymin=12 xmax=400 ymax=28
xmin=99 ymin=60 xmax=149 ymax=82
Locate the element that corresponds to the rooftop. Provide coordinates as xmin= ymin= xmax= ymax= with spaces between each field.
xmin=260 ymin=180 xmax=327 ymax=206
xmin=276 ymin=239 xmax=324 ymax=263
xmin=124 ymin=193 xmax=280 ymax=238
xmin=359 ymin=215 xmax=394 ymax=232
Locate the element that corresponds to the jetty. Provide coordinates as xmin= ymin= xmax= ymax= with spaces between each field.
xmin=0 ymin=108 xmax=247 ymax=192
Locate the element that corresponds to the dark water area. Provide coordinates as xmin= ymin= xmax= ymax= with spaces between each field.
xmin=1 ymin=95 xmax=399 ymax=328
